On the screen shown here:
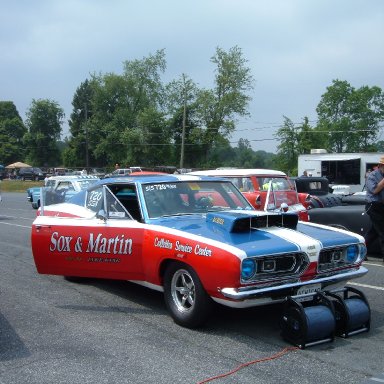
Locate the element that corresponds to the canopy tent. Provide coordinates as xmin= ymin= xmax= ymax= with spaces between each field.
xmin=5 ymin=162 xmax=32 ymax=169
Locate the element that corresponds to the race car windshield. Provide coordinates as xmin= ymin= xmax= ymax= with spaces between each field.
xmin=143 ymin=180 xmax=253 ymax=218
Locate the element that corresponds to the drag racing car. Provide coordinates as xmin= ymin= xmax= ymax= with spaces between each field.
xmin=31 ymin=174 xmax=368 ymax=329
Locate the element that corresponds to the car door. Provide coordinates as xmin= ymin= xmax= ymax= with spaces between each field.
xmin=32 ymin=184 xmax=146 ymax=281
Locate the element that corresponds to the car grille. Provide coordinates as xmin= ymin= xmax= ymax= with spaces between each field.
xmin=242 ymin=252 xmax=308 ymax=284
xmin=318 ymin=247 xmax=349 ymax=272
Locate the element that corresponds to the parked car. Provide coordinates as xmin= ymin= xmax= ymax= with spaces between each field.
xmin=153 ymin=165 xmax=178 ymax=174
xmin=306 ymin=193 xmax=378 ymax=252
xmin=104 ymin=167 xmax=142 ymax=178
xmin=18 ymin=167 xmax=45 ymax=181
xmin=292 ymin=176 xmax=378 ymax=254
xmin=188 ymin=169 xmax=309 ymax=221
xmin=26 ymin=186 xmax=36 ymax=204
xmin=28 ymin=175 xmax=100 ymax=209
xmin=291 ymin=176 xmax=341 ymax=209
xmin=88 ymin=168 xmax=107 ymax=178
xmin=0 ymin=165 xmax=5 ymax=180
xmin=31 ymin=174 xmax=367 ymax=328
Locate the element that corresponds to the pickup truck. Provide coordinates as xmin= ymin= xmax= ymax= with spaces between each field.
xmin=27 ymin=175 xmax=100 ymax=209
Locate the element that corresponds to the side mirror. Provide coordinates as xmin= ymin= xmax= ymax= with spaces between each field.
xmin=96 ymin=209 xmax=107 ymax=221
xmin=280 ymin=203 xmax=289 ymax=212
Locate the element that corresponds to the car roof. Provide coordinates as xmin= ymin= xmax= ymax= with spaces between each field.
xmin=46 ymin=175 xmax=100 ymax=181
xmin=98 ymin=174 xmax=226 ymax=185
xmin=188 ymin=169 xmax=287 ymax=177
xmin=129 ymin=171 xmax=167 ymax=176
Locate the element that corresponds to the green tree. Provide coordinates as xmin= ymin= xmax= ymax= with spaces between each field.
xmin=274 ymin=116 xmax=329 ymax=175
xmin=377 ymin=140 xmax=384 ymax=151
xmin=316 ymin=80 xmax=353 ymax=152
xmin=274 ymin=116 xmax=298 ymax=174
xmin=133 ymin=107 xmax=171 ymax=167
xmin=196 ymin=46 xmax=255 ymax=161
xmin=202 ymin=136 xmax=233 ymax=169
xmin=347 ymin=85 xmax=384 ymax=151
xmin=24 ymin=99 xmax=64 ymax=166
xmin=253 ymin=150 xmax=276 ymax=169
xmin=0 ymin=101 xmax=27 ymax=164
xmin=316 ymin=79 xmax=384 ymax=152
xmin=64 ymin=48 xmax=256 ymax=169
xmin=87 ymin=50 xmax=167 ymax=167
xmin=296 ymin=117 xmax=316 ymax=154
xmin=63 ymin=79 xmax=95 ymax=167
xmin=165 ymin=74 xmax=201 ymax=167
xmin=232 ymin=139 xmax=259 ymax=168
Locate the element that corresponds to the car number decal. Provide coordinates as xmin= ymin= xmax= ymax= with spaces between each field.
xmin=145 ymin=184 xmax=177 ymax=192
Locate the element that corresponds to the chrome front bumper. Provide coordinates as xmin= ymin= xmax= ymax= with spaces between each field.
xmin=219 ymin=266 xmax=368 ymax=301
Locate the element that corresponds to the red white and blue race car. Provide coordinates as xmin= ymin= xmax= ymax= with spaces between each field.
xmin=31 ymin=174 xmax=368 ymax=330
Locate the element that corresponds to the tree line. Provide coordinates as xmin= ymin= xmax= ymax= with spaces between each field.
xmin=1 ymin=47 xmax=383 ymax=175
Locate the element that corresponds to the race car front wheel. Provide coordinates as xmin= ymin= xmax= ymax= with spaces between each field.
xmin=164 ymin=263 xmax=212 ymax=328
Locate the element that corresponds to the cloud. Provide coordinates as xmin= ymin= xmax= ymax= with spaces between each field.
xmin=1 ymin=0 xmax=383 ymax=153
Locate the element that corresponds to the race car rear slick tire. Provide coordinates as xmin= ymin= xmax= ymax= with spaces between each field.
xmin=164 ymin=263 xmax=212 ymax=328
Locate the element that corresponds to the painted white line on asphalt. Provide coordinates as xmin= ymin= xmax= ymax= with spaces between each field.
xmin=369 ymin=377 xmax=384 ymax=383
xmin=0 ymin=214 xmax=34 ymax=220
xmin=349 ymin=282 xmax=384 ymax=291
xmin=364 ymin=261 xmax=384 ymax=268
xmin=0 ymin=221 xmax=32 ymax=229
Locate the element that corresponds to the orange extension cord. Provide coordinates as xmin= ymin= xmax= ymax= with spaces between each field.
xmin=197 ymin=346 xmax=300 ymax=384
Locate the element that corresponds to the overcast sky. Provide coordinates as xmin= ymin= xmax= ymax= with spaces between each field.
xmin=1 ymin=0 xmax=383 ymax=153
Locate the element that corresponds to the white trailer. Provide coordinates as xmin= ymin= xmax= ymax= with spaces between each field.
xmin=298 ymin=150 xmax=384 ymax=193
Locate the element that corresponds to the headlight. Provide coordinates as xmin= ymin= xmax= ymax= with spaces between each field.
xmin=241 ymin=259 xmax=256 ymax=280
xmin=358 ymin=244 xmax=367 ymax=261
xmin=345 ymin=244 xmax=359 ymax=263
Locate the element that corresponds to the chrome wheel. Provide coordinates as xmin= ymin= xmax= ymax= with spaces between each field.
xmin=164 ymin=263 xmax=212 ymax=328
xmin=171 ymin=269 xmax=195 ymax=313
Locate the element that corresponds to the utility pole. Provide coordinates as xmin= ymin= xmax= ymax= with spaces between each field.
xmin=84 ymin=103 xmax=89 ymax=169
xmin=180 ymin=95 xmax=187 ymax=169
xmin=180 ymin=74 xmax=187 ymax=169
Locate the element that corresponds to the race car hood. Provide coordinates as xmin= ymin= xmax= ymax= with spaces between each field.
xmin=150 ymin=210 xmax=362 ymax=257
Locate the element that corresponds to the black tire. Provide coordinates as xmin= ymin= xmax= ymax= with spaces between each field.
xmin=163 ymin=263 xmax=212 ymax=328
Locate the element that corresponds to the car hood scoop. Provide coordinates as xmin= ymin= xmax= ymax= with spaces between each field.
xmin=206 ymin=211 xmax=298 ymax=233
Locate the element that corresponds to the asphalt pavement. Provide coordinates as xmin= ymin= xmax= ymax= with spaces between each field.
xmin=0 ymin=192 xmax=383 ymax=384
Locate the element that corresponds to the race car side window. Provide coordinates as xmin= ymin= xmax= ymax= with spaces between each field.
xmin=86 ymin=186 xmax=104 ymax=214
xmin=113 ymin=186 xmax=143 ymax=222
xmin=86 ymin=185 xmax=132 ymax=220
xmin=105 ymin=186 xmax=131 ymax=219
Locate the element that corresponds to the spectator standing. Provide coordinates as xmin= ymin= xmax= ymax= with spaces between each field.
xmin=365 ymin=156 xmax=384 ymax=261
